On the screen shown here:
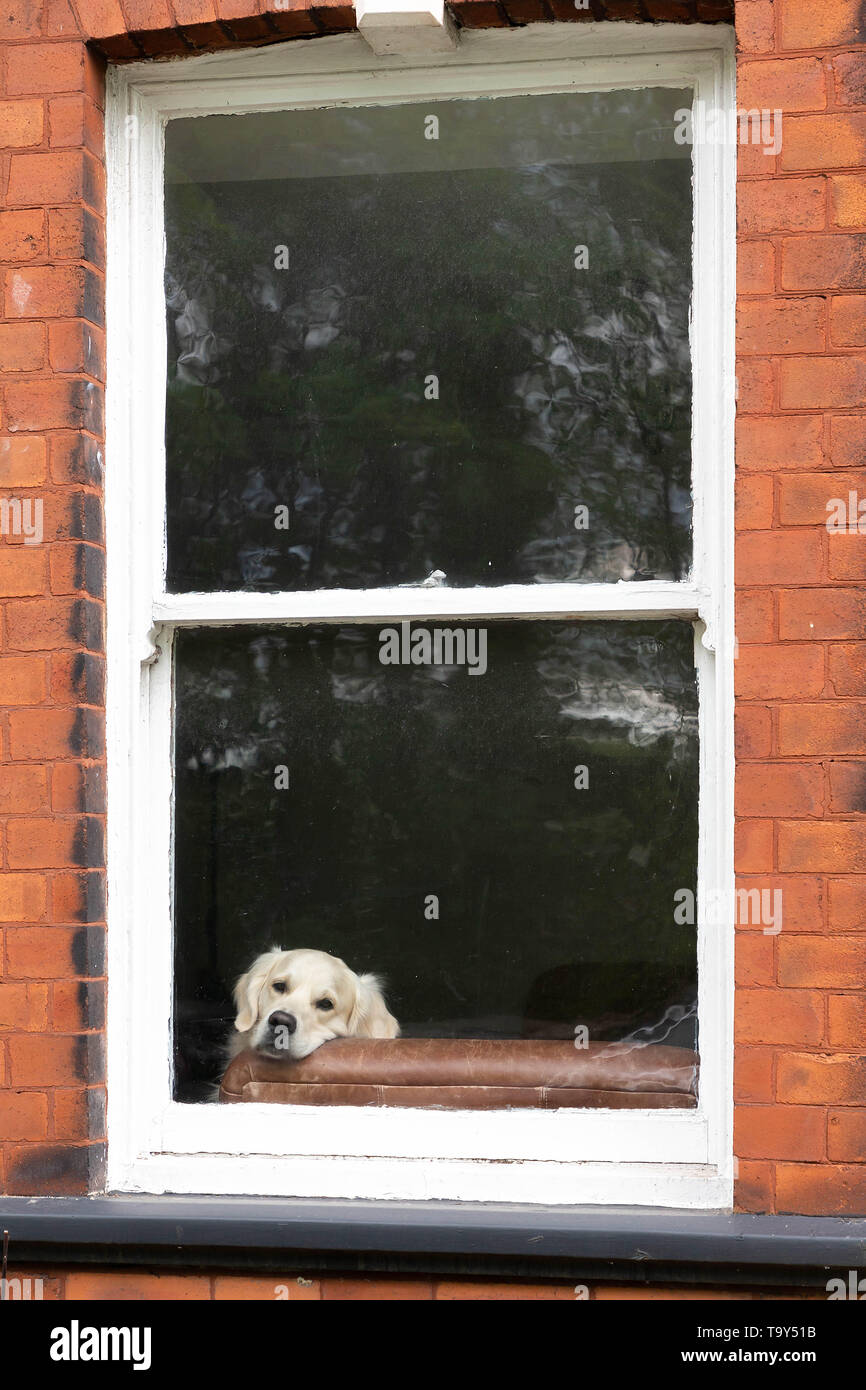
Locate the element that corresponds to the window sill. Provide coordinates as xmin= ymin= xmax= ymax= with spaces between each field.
xmin=0 ymin=1196 xmax=862 ymax=1289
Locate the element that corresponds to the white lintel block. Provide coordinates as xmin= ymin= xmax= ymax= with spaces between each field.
xmin=355 ymin=0 xmax=459 ymax=56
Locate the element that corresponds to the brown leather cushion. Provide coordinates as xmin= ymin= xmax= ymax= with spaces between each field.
xmin=219 ymin=1039 xmax=698 ymax=1109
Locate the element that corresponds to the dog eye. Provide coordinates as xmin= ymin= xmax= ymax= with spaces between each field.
xmin=315 ymin=998 xmax=334 ymax=1011
xmin=272 ymin=982 xmax=287 ymax=994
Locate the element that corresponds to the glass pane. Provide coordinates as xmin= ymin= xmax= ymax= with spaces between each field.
xmin=172 ymin=620 xmax=699 ymax=1102
xmin=164 ymin=90 xmax=693 ymax=592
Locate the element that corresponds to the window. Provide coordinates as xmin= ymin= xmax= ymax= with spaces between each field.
xmin=106 ymin=21 xmax=736 ymax=1204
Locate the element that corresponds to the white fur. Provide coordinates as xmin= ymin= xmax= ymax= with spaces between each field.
xmin=231 ymin=947 xmax=399 ymax=1061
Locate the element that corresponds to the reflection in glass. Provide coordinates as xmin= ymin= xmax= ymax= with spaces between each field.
xmin=172 ymin=620 xmax=699 ymax=1100
xmin=164 ymin=91 xmax=694 ymax=592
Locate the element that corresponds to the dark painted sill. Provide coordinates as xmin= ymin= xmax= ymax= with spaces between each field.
xmin=1 ymin=1196 xmax=864 ymax=1286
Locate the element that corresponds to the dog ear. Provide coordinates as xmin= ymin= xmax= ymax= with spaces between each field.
xmin=233 ymin=952 xmax=277 ymax=1034
xmin=348 ymin=973 xmax=400 ymax=1039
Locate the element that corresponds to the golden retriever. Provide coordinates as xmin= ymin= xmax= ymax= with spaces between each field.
xmin=231 ymin=947 xmax=399 ymax=1061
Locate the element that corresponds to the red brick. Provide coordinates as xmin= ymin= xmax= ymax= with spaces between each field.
xmin=737 ymin=359 xmax=775 ymax=413
xmin=0 ymin=765 xmax=48 ymax=814
xmin=0 ymin=0 xmax=42 ymax=37
xmin=780 ymin=588 xmax=866 ymax=639
xmin=736 ymin=819 xmax=774 ymax=872
xmin=43 ymin=0 xmax=80 ymax=36
xmin=834 ymin=51 xmax=866 ymax=108
xmin=736 ymin=590 xmax=775 ymax=643
xmin=735 ymin=705 xmax=773 ymax=760
xmin=779 ymin=0 xmax=865 ymax=51
xmin=7 ymin=150 xmax=104 ymax=211
xmin=830 ymin=415 xmax=866 ymax=469
xmin=736 ymin=989 xmax=824 ymax=1045
xmin=828 ymin=1107 xmax=866 ymax=1160
xmin=824 ymin=535 xmax=866 ymax=580
xmin=213 ymin=1275 xmax=321 ymax=1300
xmin=737 ymin=241 xmax=775 ymax=295
xmin=777 ymin=1052 xmax=866 ymax=1104
xmin=776 ymin=1163 xmax=866 ymax=1216
xmin=736 ymin=414 xmax=824 ymax=472
xmin=778 ymin=701 xmax=866 ymax=754
xmin=48 ymin=320 xmax=106 ymax=377
xmin=0 ymin=980 xmax=47 ymax=1030
xmin=260 ymin=2 xmax=318 ymax=37
xmin=778 ymin=933 xmax=866 ymax=986
xmin=48 ymin=206 xmax=105 ymax=267
xmin=73 ymin=0 xmax=128 ymax=37
xmin=7 ymin=816 xmax=101 ymax=870
xmin=322 ymin=1276 xmax=433 ymax=1300
xmin=738 ymin=58 xmax=826 ymax=113
xmin=828 ymin=995 xmax=866 ymax=1047
xmin=435 ymin=1280 xmax=574 ymax=1300
xmin=735 ymin=1159 xmax=774 ymax=1213
xmin=48 ymin=95 xmax=103 ymax=155
xmin=828 ymin=874 xmax=866 ymax=928
xmin=0 ymin=548 xmax=48 ymax=597
xmin=737 ymin=874 xmax=825 ymax=932
xmin=735 ymin=933 xmax=775 ymax=986
xmin=736 ymin=0 xmax=775 ymax=56
xmin=172 ymin=0 xmax=218 ymax=21
xmin=5 ymin=266 xmax=102 ymax=322
xmin=6 ymin=925 xmax=103 ymax=978
xmin=0 ymin=874 xmax=46 ymax=923
xmin=52 ymin=978 xmax=104 ymax=1031
xmin=6 ymin=44 xmax=89 ymax=97
xmin=735 ymin=1047 xmax=775 ymax=1102
xmin=0 ymin=436 xmax=47 ymax=487
xmin=51 ymin=871 xmax=105 ymax=925
xmin=0 ymin=98 xmax=44 ymax=147
xmin=832 ymin=173 xmax=866 ymax=227
xmin=64 ymin=1271 xmax=211 ymax=1300
xmin=5 ymin=379 xmax=102 ymax=435
xmin=0 ymin=656 xmax=47 ymax=705
xmin=0 ymin=1090 xmax=49 ymax=1140
xmin=737 ymin=530 xmax=824 ymax=585
xmin=737 ymin=762 xmax=824 ymax=816
xmin=0 ymin=322 xmax=45 ymax=372
xmin=737 ymin=297 xmax=824 ymax=355
xmin=0 ymin=209 xmax=45 ymax=262
xmin=738 ymin=178 xmax=825 ymax=235
xmin=735 ymin=1105 xmax=825 ymax=1160
xmin=54 ymin=1086 xmax=104 ymax=1140
xmin=830 ymin=296 xmax=866 ymax=347
xmin=736 ymin=474 xmax=774 ymax=530
xmin=828 ymin=760 xmax=866 ymax=811
xmin=781 ymin=114 xmax=866 ymax=172
xmin=10 ymin=708 xmax=102 ymax=760
xmin=782 ymin=235 xmax=866 ymax=290
xmin=779 ymin=470 xmax=866 ymax=525
xmin=8 ymin=1034 xmax=87 ymax=1086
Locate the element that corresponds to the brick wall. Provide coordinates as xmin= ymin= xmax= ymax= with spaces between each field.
xmin=0 ymin=0 xmax=863 ymax=1298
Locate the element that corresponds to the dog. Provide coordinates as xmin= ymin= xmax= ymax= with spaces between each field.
xmin=230 ymin=947 xmax=399 ymax=1061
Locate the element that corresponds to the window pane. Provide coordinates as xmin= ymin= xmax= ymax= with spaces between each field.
xmin=164 ymin=90 xmax=693 ymax=593
xmin=172 ymin=620 xmax=699 ymax=1102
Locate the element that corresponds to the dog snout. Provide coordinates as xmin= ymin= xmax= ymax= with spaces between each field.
xmin=268 ymin=1010 xmax=297 ymax=1034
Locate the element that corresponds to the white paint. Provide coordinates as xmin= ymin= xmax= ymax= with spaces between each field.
xmin=105 ymin=21 xmax=737 ymax=1206
xmin=355 ymin=0 xmax=458 ymax=57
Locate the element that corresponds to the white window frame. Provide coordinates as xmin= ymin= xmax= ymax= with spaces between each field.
xmin=105 ymin=19 xmax=736 ymax=1205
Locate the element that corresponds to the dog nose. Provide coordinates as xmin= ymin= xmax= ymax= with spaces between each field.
xmin=269 ymin=1010 xmax=296 ymax=1034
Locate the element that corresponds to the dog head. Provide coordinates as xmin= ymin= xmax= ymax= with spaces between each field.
xmin=232 ymin=947 xmax=399 ymax=1060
